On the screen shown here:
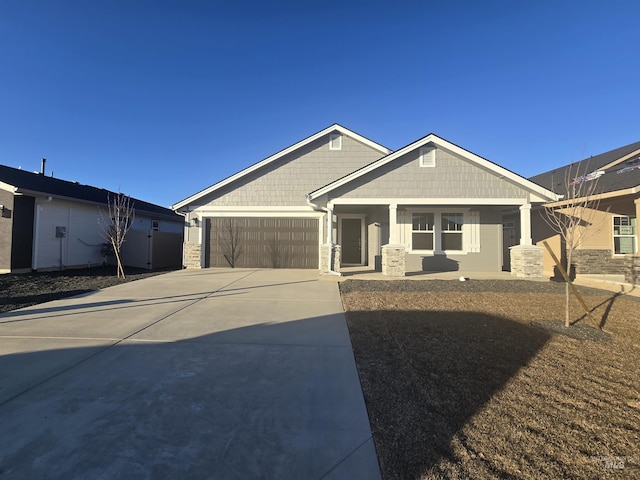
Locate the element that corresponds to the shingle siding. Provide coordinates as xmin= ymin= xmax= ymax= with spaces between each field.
xmin=195 ymin=134 xmax=386 ymax=207
xmin=0 ymin=190 xmax=14 ymax=271
xmin=329 ymin=147 xmax=529 ymax=200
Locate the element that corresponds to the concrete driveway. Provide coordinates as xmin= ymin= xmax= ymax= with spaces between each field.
xmin=0 ymin=269 xmax=380 ymax=479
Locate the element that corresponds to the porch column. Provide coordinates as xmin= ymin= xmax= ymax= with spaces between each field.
xmin=519 ymin=203 xmax=532 ymax=246
xmin=389 ymin=203 xmax=399 ymax=244
xmin=635 ymin=198 xmax=640 ymax=245
xmin=326 ymin=205 xmax=333 ymax=244
xmin=320 ymin=204 xmax=341 ymax=275
xmin=383 ymin=203 xmax=405 ymax=276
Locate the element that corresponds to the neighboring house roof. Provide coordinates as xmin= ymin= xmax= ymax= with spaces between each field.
xmin=171 ymin=124 xmax=392 ymax=210
xmin=529 ymin=141 xmax=640 ymax=198
xmin=308 ymin=133 xmax=559 ymax=202
xmin=0 ymin=164 xmax=181 ymax=220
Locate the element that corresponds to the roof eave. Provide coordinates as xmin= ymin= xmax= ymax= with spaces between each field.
xmin=16 ymin=188 xmax=181 ymax=220
xmin=545 ymin=185 xmax=639 ymax=208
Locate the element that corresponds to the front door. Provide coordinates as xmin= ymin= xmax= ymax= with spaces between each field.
xmin=341 ymin=217 xmax=363 ymax=265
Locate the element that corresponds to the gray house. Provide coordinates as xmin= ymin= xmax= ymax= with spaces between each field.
xmin=172 ymin=125 xmax=558 ymax=276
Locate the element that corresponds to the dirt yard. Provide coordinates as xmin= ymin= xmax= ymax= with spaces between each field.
xmin=0 ymin=267 xmax=169 ymax=313
xmin=340 ymin=279 xmax=640 ymax=480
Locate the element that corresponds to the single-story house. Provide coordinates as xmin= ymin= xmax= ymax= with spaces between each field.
xmin=0 ymin=163 xmax=184 ymax=273
xmin=528 ymin=141 xmax=640 ymax=278
xmin=172 ymin=124 xmax=558 ymax=276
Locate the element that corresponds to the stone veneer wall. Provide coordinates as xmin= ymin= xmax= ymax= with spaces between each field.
xmin=510 ymin=245 xmax=544 ymax=278
xmin=382 ymin=244 xmax=405 ymax=277
xmin=183 ymin=242 xmax=201 ymax=269
xmin=625 ymin=255 xmax=640 ymax=285
xmin=572 ymin=249 xmax=624 ymax=275
xmin=320 ymin=244 xmax=341 ymax=275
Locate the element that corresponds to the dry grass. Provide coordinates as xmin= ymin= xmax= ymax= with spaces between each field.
xmin=340 ymin=280 xmax=640 ymax=479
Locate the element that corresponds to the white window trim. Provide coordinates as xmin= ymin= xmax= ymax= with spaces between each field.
xmin=406 ymin=208 xmax=471 ymax=255
xmin=410 ymin=212 xmax=435 ymax=254
xmin=419 ymin=146 xmax=435 ymax=167
xmin=329 ymin=134 xmax=342 ymax=151
xmin=612 ymin=215 xmax=637 ymax=255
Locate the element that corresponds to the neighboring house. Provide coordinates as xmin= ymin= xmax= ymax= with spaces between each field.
xmin=528 ymin=141 xmax=640 ymax=277
xmin=172 ymin=124 xmax=558 ymax=276
xmin=0 ymin=164 xmax=184 ymax=273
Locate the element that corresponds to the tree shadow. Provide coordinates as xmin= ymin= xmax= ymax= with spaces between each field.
xmin=345 ymin=309 xmax=551 ymax=479
xmin=573 ymin=291 xmax=623 ymax=331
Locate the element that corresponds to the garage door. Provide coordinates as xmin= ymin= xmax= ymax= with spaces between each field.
xmin=205 ymin=217 xmax=319 ymax=269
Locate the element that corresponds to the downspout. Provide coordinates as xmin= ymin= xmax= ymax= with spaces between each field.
xmin=306 ymin=194 xmax=341 ymax=276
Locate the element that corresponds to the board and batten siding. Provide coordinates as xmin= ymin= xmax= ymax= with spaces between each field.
xmin=33 ymin=200 xmax=105 ymax=269
xmin=328 ymin=146 xmax=530 ymax=200
xmin=194 ymin=134 xmax=386 ymax=208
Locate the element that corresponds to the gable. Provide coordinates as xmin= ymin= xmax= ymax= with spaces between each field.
xmin=172 ymin=124 xmax=391 ymax=211
xmin=326 ymin=144 xmax=530 ymax=200
xmin=187 ymin=132 xmax=387 ymax=208
xmin=310 ymin=133 xmax=558 ymax=204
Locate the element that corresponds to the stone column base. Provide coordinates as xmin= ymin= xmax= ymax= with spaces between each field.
xmin=320 ymin=243 xmax=341 ymax=275
xmin=382 ymin=244 xmax=405 ymax=277
xmin=183 ymin=242 xmax=202 ymax=269
xmin=510 ymin=245 xmax=544 ymax=278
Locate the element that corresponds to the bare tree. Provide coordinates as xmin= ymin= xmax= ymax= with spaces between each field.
xmin=101 ymin=193 xmax=135 ymax=278
xmin=219 ymin=219 xmax=243 ymax=268
xmin=543 ymin=162 xmax=606 ymax=327
xmin=267 ymin=233 xmax=282 ymax=268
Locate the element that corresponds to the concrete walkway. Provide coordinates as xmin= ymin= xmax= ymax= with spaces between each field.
xmin=0 ymin=269 xmax=380 ymax=479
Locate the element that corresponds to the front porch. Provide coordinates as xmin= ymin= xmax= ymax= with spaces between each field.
xmin=319 ymin=202 xmax=543 ymax=278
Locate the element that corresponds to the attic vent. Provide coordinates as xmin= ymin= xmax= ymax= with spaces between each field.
xmin=419 ymin=146 xmax=436 ymax=167
xmin=329 ymin=134 xmax=342 ymax=150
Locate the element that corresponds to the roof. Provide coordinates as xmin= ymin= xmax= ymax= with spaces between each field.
xmin=308 ymin=133 xmax=559 ymax=203
xmin=0 ymin=164 xmax=182 ymax=220
xmin=171 ymin=124 xmax=392 ymax=211
xmin=529 ymin=141 xmax=640 ymax=197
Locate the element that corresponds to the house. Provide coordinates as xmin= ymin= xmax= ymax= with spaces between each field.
xmin=0 ymin=163 xmax=184 ymax=273
xmin=528 ymin=141 xmax=640 ymax=279
xmin=172 ymin=125 xmax=558 ymax=277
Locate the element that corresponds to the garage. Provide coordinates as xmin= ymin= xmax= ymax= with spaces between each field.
xmin=205 ymin=217 xmax=319 ymax=269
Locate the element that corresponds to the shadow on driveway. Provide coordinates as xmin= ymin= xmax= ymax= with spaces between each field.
xmin=0 ymin=314 xmax=378 ymax=480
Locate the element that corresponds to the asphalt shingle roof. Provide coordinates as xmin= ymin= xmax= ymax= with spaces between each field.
xmin=529 ymin=141 xmax=640 ymax=196
xmin=0 ymin=164 xmax=181 ymax=219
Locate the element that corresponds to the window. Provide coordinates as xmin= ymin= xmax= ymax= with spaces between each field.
xmin=410 ymin=211 xmax=467 ymax=253
xmin=329 ymin=134 xmax=342 ymax=150
xmin=152 ymin=220 xmax=160 ymax=231
xmin=441 ymin=213 xmax=463 ymax=251
xmin=613 ymin=216 xmax=637 ymax=254
xmin=419 ymin=146 xmax=435 ymax=167
xmin=412 ymin=213 xmax=434 ymax=250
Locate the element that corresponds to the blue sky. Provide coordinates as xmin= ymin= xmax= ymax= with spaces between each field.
xmin=1 ymin=1 xmax=638 ymax=208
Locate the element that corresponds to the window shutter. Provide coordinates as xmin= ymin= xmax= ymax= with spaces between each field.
xmin=467 ymin=211 xmax=480 ymax=252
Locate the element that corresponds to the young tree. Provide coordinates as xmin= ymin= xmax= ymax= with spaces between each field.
xmin=101 ymin=193 xmax=135 ymax=278
xmin=219 ymin=218 xmax=243 ymax=268
xmin=543 ymin=162 xmax=605 ymax=327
